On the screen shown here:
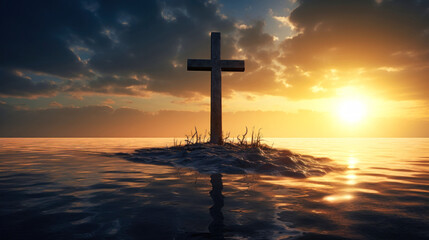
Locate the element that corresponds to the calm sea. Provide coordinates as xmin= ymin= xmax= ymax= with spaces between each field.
xmin=0 ymin=138 xmax=428 ymax=239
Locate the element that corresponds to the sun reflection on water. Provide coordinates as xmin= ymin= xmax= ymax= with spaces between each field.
xmin=347 ymin=156 xmax=358 ymax=169
xmin=323 ymin=194 xmax=354 ymax=202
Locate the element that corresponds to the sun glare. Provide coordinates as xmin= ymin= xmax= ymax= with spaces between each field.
xmin=338 ymin=99 xmax=367 ymax=124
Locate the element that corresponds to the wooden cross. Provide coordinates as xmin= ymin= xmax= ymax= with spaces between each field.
xmin=187 ymin=32 xmax=245 ymax=145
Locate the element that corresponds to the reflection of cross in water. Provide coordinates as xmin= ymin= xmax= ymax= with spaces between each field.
xmin=209 ymin=173 xmax=224 ymax=239
xmin=187 ymin=32 xmax=245 ymax=145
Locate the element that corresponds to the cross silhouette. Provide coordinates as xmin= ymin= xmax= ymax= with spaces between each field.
xmin=187 ymin=32 xmax=245 ymax=144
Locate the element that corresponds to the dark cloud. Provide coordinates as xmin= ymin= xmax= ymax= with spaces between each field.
xmin=0 ymin=68 xmax=58 ymax=97
xmin=0 ymin=0 xmax=242 ymax=98
xmin=224 ymin=21 xmax=283 ymax=96
xmin=0 ymin=0 xmax=97 ymax=77
xmin=238 ymin=21 xmax=274 ymax=52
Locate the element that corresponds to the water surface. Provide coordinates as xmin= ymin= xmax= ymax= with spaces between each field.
xmin=0 ymin=138 xmax=428 ymax=239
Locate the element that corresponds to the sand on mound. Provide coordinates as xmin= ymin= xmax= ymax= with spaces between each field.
xmin=116 ymin=143 xmax=343 ymax=178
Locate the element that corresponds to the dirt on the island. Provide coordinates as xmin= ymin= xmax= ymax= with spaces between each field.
xmin=117 ymin=143 xmax=344 ymax=177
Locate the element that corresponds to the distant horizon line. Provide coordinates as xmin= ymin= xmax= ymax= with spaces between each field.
xmin=1 ymin=136 xmax=428 ymax=139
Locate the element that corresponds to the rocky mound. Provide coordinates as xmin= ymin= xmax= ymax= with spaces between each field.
xmin=116 ymin=143 xmax=343 ymax=178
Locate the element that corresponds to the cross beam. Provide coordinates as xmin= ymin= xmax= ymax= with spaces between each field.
xmin=187 ymin=32 xmax=245 ymax=144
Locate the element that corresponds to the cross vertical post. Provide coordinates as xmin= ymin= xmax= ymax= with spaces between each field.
xmin=211 ymin=33 xmax=222 ymax=145
xmin=187 ymin=32 xmax=245 ymax=145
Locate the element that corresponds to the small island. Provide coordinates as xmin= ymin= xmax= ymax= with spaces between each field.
xmin=117 ymin=128 xmax=343 ymax=178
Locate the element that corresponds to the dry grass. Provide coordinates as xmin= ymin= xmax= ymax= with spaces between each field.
xmin=173 ymin=126 xmax=269 ymax=149
xmin=185 ymin=127 xmax=208 ymax=145
xmin=235 ymin=127 xmax=264 ymax=148
xmin=173 ymin=127 xmax=207 ymax=147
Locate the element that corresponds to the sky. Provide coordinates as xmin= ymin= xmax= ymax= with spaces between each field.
xmin=1 ymin=0 xmax=429 ymax=137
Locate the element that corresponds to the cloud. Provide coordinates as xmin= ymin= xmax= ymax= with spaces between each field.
xmin=238 ymin=21 xmax=274 ymax=52
xmin=1 ymin=103 xmax=428 ymax=137
xmin=49 ymin=101 xmax=63 ymax=108
xmin=270 ymin=8 xmax=296 ymax=30
xmin=0 ymin=68 xmax=58 ymax=97
xmin=222 ymin=20 xmax=284 ymax=96
xmin=102 ymin=98 xmax=115 ymax=105
xmin=272 ymin=15 xmax=295 ymax=29
xmin=1 ymin=0 xmax=429 ymax=103
xmin=276 ymin=0 xmax=429 ymax=100
xmin=0 ymin=0 xmax=238 ymax=99
xmin=0 ymin=1 xmax=93 ymax=78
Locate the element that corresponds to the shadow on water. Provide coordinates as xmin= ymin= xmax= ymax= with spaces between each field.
xmin=209 ymin=173 xmax=224 ymax=239
xmin=176 ymin=173 xmax=226 ymax=240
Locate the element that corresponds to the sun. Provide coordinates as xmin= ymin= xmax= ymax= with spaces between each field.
xmin=338 ymin=99 xmax=367 ymax=124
